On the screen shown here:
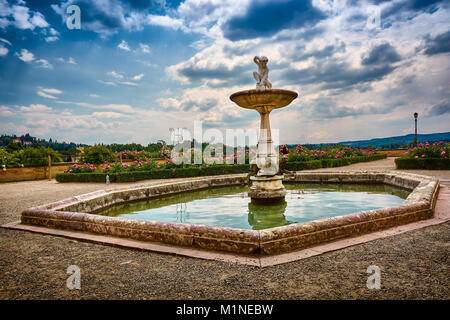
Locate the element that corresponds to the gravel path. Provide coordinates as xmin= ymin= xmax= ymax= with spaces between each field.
xmin=0 ymin=158 xmax=448 ymax=300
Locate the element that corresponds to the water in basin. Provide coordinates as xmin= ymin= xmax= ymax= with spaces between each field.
xmin=95 ymin=184 xmax=409 ymax=230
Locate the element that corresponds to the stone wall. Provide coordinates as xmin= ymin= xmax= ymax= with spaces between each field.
xmin=20 ymin=171 xmax=439 ymax=255
xmin=0 ymin=158 xmax=167 ymax=183
xmin=0 ymin=163 xmax=72 ymax=182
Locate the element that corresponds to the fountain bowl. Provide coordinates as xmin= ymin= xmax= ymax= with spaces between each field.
xmin=230 ymin=89 xmax=298 ymax=111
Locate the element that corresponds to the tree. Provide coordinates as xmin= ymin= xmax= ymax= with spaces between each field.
xmin=79 ymin=145 xmax=114 ymax=164
xmin=6 ymin=142 xmax=20 ymax=153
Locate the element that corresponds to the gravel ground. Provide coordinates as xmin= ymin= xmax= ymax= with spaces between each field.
xmin=0 ymin=158 xmax=449 ymax=300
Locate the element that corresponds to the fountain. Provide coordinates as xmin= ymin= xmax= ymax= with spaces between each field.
xmin=11 ymin=57 xmax=439 ymax=261
xmin=230 ymin=56 xmax=298 ymax=202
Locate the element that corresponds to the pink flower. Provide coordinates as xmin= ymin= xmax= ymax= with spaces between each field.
xmin=441 ymin=151 xmax=446 ymax=157
xmin=421 ymin=154 xmax=426 ymax=158
xmin=414 ymin=155 xmax=418 ymax=159
xmin=156 ymin=165 xmax=160 ymax=169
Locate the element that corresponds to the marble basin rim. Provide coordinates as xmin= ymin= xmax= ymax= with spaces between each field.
xmin=19 ymin=171 xmax=439 ymax=256
xmin=229 ymin=88 xmax=298 ymax=112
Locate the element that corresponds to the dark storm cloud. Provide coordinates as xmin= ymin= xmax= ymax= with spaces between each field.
xmin=222 ymin=0 xmax=327 ymax=41
xmin=427 ymin=101 xmax=450 ymax=116
xmin=281 ymin=60 xmax=396 ymax=90
xmin=422 ymin=30 xmax=450 ymax=55
xmin=361 ymin=43 xmax=401 ymax=65
xmin=125 ymin=0 xmax=157 ymax=9
xmin=273 ymin=25 xmax=326 ymax=42
xmin=289 ymin=42 xmax=346 ymax=61
xmin=52 ymin=0 xmax=160 ymax=34
xmin=176 ymin=63 xmax=253 ymax=88
xmin=306 ymin=98 xmax=395 ymax=119
xmin=381 ymin=0 xmax=445 ymax=20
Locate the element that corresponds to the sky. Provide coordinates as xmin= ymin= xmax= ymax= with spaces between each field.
xmin=0 ymin=0 xmax=449 ymax=145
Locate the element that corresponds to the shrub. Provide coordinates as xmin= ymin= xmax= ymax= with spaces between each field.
xmin=79 ymin=145 xmax=114 ymax=164
xmin=56 ymin=155 xmax=386 ymax=182
xmin=395 ymin=157 xmax=450 ymax=170
xmin=285 ymin=160 xmax=322 ymax=171
xmin=403 ymin=141 xmax=449 ymax=159
xmin=20 ymin=147 xmax=63 ymax=166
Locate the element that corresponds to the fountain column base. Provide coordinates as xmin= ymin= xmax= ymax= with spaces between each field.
xmin=249 ymin=175 xmax=286 ymax=202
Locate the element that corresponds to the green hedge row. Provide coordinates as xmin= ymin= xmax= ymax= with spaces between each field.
xmin=56 ymin=164 xmax=251 ymax=182
xmin=321 ymin=153 xmax=387 ymax=168
xmin=395 ymin=157 xmax=450 ymax=170
xmin=56 ymin=154 xmax=386 ymax=183
xmin=285 ymin=160 xmax=322 ymax=171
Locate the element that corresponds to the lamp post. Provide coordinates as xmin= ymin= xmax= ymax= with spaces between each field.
xmin=414 ymin=112 xmax=418 ymax=147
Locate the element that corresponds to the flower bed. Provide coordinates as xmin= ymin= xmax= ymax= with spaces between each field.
xmin=395 ymin=141 xmax=449 ymax=170
xmin=56 ymin=153 xmax=387 ymax=183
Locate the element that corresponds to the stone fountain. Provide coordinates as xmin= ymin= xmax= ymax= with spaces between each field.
xmin=230 ymin=56 xmax=298 ymax=202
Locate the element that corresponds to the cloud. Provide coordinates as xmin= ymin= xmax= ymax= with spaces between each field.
xmin=158 ymin=96 xmax=219 ymax=112
xmin=57 ymin=57 xmax=77 ymax=64
xmin=15 ymin=49 xmax=35 ymax=62
xmin=361 ymin=43 xmax=401 ymax=65
xmin=427 ymin=100 xmax=450 ymax=116
xmin=118 ymin=40 xmax=131 ymax=51
xmin=41 ymin=88 xmax=63 ymax=95
xmin=119 ymin=81 xmax=138 ymax=86
xmin=89 ymin=94 xmax=100 ymax=98
xmin=222 ymin=0 xmax=327 ymax=41
xmin=36 ymin=58 xmax=53 ymax=69
xmin=37 ymin=87 xmax=63 ymax=99
xmin=0 ymin=105 xmax=14 ymax=117
xmin=55 ymin=100 xmax=136 ymax=113
xmin=49 ymin=28 xmax=59 ymax=36
xmin=132 ymin=73 xmax=144 ymax=81
xmin=91 ymin=111 xmax=127 ymax=119
xmin=20 ymin=104 xmax=52 ymax=113
xmin=37 ymin=91 xmax=56 ymax=99
xmin=107 ymin=71 xmax=124 ymax=79
xmin=136 ymin=60 xmax=159 ymax=68
xmin=0 ymin=37 xmax=10 ymax=56
xmin=51 ymin=0 xmax=164 ymax=35
xmin=139 ymin=43 xmax=151 ymax=53
xmin=381 ymin=0 xmax=445 ymax=20
xmin=280 ymin=59 xmax=397 ymax=90
xmin=422 ymin=30 xmax=450 ymax=55
xmin=146 ymin=14 xmax=183 ymax=30
xmin=0 ymin=38 xmax=12 ymax=46
xmin=45 ymin=36 xmax=59 ymax=42
xmin=0 ymin=1 xmax=49 ymax=30
xmin=0 ymin=45 xmax=7 ymax=56
xmin=51 ymin=0 xmax=128 ymax=35
xmin=305 ymin=98 xmax=396 ymax=119
xmin=98 ymin=80 xmax=116 ymax=86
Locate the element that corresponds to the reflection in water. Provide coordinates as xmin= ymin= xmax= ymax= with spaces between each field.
xmin=175 ymin=203 xmax=188 ymax=223
xmin=248 ymin=200 xmax=290 ymax=230
xmin=95 ymin=183 xmax=410 ymax=230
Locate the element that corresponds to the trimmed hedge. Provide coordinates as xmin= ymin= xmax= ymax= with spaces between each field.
xmin=56 ymin=164 xmax=251 ymax=182
xmin=395 ymin=157 xmax=450 ymax=170
xmin=56 ymin=154 xmax=386 ymax=183
xmin=285 ymin=160 xmax=322 ymax=171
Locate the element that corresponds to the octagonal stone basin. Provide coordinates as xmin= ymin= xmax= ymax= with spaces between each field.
xmin=20 ymin=171 xmax=439 ymax=255
xmin=96 ymin=183 xmax=410 ymax=230
xmin=230 ymin=89 xmax=298 ymax=112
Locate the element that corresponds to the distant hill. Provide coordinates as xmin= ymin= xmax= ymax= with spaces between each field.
xmin=0 ymin=134 xmax=87 ymax=152
xmin=287 ymin=132 xmax=450 ymax=150
xmin=337 ymin=132 xmax=450 ymax=149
